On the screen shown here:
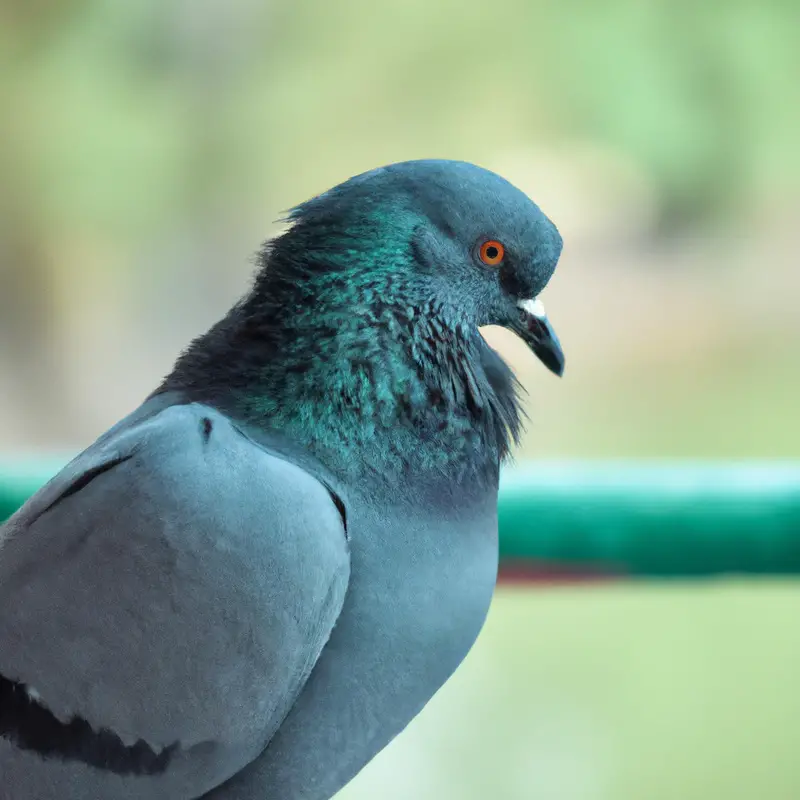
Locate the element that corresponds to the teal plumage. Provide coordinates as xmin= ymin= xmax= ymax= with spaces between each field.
xmin=164 ymin=160 xmax=562 ymax=484
xmin=0 ymin=159 xmax=564 ymax=800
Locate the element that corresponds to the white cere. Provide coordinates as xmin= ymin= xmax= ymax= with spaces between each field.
xmin=518 ymin=297 xmax=547 ymax=319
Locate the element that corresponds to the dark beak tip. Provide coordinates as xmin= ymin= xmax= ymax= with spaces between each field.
xmin=537 ymin=345 xmax=565 ymax=377
xmin=519 ymin=310 xmax=565 ymax=378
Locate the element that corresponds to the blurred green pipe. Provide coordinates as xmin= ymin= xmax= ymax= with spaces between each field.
xmin=499 ymin=463 xmax=800 ymax=579
xmin=1 ymin=460 xmax=799 ymax=579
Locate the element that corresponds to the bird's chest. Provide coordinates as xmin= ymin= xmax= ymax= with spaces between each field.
xmin=329 ymin=491 xmax=499 ymax=748
xmin=253 ymin=484 xmax=500 ymax=800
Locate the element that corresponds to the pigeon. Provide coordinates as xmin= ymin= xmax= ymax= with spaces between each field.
xmin=0 ymin=159 xmax=564 ymax=800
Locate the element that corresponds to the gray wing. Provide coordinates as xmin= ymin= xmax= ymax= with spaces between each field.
xmin=0 ymin=402 xmax=350 ymax=800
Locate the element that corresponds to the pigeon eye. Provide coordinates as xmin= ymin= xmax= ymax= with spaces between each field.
xmin=478 ymin=240 xmax=505 ymax=266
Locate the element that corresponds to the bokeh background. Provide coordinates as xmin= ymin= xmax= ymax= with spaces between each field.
xmin=2 ymin=1 xmax=799 ymax=797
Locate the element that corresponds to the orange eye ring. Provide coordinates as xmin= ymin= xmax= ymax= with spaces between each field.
xmin=479 ymin=239 xmax=505 ymax=266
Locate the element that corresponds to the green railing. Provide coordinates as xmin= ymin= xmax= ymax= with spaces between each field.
xmin=499 ymin=463 xmax=800 ymax=580
xmin=2 ymin=460 xmax=800 ymax=580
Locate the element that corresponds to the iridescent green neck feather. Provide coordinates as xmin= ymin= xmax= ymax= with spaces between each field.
xmin=161 ymin=193 xmax=522 ymax=486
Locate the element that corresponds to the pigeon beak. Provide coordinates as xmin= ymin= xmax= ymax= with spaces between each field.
xmin=512 ymin=298 xmax=565 ymax=377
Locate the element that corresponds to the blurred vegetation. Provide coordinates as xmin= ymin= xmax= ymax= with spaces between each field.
xmin=2 ymin=0 xmax=799 ymax=238
xmin=346 ymin=584 xmax=800 ymax=800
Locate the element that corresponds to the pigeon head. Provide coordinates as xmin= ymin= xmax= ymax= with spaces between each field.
xmin=268 ymin=160 xmax=564 ymax=376
xmin=164 ymin=160 xmax=564 ymax=482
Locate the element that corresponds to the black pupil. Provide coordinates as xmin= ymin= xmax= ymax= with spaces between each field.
xmin=485 ymin=246 xmax=499 ymax=260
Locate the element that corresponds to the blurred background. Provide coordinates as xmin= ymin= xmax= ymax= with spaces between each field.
xmin=1 ymin=0 xmax=799 ymax=797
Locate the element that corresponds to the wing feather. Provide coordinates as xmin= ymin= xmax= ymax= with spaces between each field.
xmin=0 ymin=402 xmax=349 ymax=798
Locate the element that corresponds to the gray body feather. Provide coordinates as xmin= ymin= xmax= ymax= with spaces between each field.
xmin=0 ymin=400 xmax=350 ymax=799
xmin=0 ymin=159 xmax=563 ymax=799
xmin=0 ymin=397 xmax=498 ymax=800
